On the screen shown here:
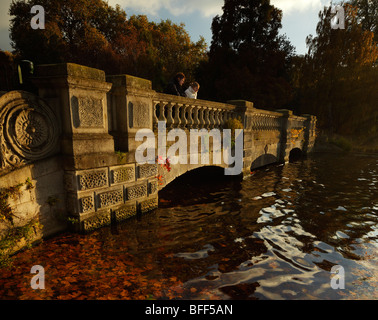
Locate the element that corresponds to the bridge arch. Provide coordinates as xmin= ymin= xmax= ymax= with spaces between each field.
xmin=158 ymin=163 xmax=228 ymax=191
xmin=289 ymin=148 xmax=303 ymax=162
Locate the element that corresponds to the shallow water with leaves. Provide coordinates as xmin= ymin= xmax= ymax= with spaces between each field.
xmin=0 ymin=153 xmax=377 ymax=300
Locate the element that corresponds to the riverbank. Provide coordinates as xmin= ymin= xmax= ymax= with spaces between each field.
xmin=314 ymin=133 xmax=378 ymax=155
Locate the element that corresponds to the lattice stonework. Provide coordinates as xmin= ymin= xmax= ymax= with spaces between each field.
xmin=74 ymin=96 xmax=104 ymax=128
xmin=83 ymin=212 xmax=111 ymax=232
xmin=148 ymin=180 xmax=158 ymax=195
xmin=78 ymin=170 xmax=108 ymax=190
xmin=126 ymin=184 xmax=147 ymax=200
xmin=138 ymin=164 xmax=157 ymax=179
xmin=98 ymin=189 xmax=124 ymax=208
xmin=112 ymin=166 xmax=135 ymax=184
xmin=80 ymin=196 xmax=95 ymax=213
xmin=140 ymin=197 xmax=158 ymax=214
xmin=113 ymin=205 xmax=137 ymax=221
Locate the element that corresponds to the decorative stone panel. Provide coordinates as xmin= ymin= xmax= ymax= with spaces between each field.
xmin=110 ymin=165 xmax=135 ymax=185
xmin=128 ymin=100 xmax=151 ymax=129
xmin=98 ymin=189 xmax=124 ymax=208
xmin=82 ymin=211 xmax=111 ymax=232
xmin=139 ymin=197 xmax=158 ymax=214
xmin=78 ymin=169 xmax=108 ymax=191
xmin=113 ymin=204 xmax=137 ymax=222
xmin=126 ymin=184 xmax=147 ymax=200
xmin=138 ymin=164 xmax=157 ymax=179
xmin=0 ymin=91 xmax=60 ymax=169
xmin=72 ymin=96 xmax=104 ymax=129
xmin=79 ymin=195 xmax=95 ymax=213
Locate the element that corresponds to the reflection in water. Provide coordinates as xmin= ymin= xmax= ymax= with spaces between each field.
xmin=0 ymin=153 xmax=377 ymax=300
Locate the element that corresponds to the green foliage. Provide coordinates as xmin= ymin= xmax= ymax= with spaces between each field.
xmin=0 ymin=180 xmax=41 ymax=268
xmin=223 ymin=117 xmax=244 ymax=148
xmin=0 ymin=219 xmax=40 ymax=269
xmin=223 ymin=118 xmax=244 ymax=131
xmin=115 ymin=150 xmax=127 ymax=163
xmin=46 ymin=196 xmax=59 ymax=207
xmin=328 ymin=135 xmax=353 ymax=152
xmin=0 ymin=183 xmax=23 ymax=222
xmin=25 ymin=178 xmax=34 ymax=190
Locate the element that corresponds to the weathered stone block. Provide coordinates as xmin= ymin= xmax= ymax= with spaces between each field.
xmin=139 ymin=197 xmax=158 ymax=214
xmin=110 ymin=165 xmax=135 ymax=185
xmin=79 ymin=195 xmax=95 ymax=213
xmin=148 ymin=179 xmax=158 ymax=195
xmin=78 ymin=169 xmax=108 ymax=191
xmin=97 ymin=188 xmax=124 ymax=208
xmin=126 ymin=183 xmax=147 ymax=200
xmin=82 ymin=210 xmax=111 ymax=232
xmin=138 ymin=164 xmax=157 ymax=179
xmin=113 ymin=204 xmax=137 ymax=222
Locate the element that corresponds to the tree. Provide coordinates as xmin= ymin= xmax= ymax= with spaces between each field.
xmin=298 ymin=2 xmax=378 ymax=134
xmin=129 ymin=16 xmax=207 ymax=91
xmin=197 ymin=0 xmax=295 ymax=109
xmin=8 ymin=0 xmax=207 ymax=88
xmin=350 ymin=0 xmax=378 ymax=40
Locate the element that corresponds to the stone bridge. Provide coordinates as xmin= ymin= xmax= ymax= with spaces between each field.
xmin=0 ymin=63 xmax=316 ymax=241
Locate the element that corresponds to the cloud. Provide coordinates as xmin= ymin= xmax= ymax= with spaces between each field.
xmin=271 ymin=0 xmax=329 ymax=14
xmin=0 ymin=0 xmax=12 ymax=29
xmin=108 ymin=0 xmax=223 ymax=18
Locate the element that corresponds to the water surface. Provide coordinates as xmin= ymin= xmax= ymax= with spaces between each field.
xmin=0 ymin=153 xmax=377 ymax=299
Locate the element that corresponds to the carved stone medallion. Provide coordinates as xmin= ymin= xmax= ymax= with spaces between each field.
xmin=0 ymin=91 xmax=60 ymax=169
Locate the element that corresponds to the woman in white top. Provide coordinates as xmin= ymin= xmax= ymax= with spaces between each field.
xmin=185 ymin=82 xmax=200 ymax=99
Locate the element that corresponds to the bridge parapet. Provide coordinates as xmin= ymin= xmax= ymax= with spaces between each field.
xmin=0 ymin=62 xmax=316 ymax=242
xmin=153 ymin=93 xmax=239 ymax=131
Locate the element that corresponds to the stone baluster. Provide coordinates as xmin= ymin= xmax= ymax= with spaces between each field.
xmin=204 ymin=108 xmax=210 ymax=129
xmin=186 ymin=105 xmax=194 ymax=129
xmin=180 ymin=104 xmax=188 ymax=129
xmin=192 ymin=106 xmax=200 ymax=129
xmin=173 ymin=103 xmax=182 ymax=128
xmin=158 ymin=102 xmax=167 ymax=123
xmin=222 ymin=110 xmax=228 ymax=127
xmin=214 ymin=109 xmax=221 ymax=128
xmin=198 ymin=107 xmax=205 ymax=129
xmin=209 ymin=109 xmax=216 ymax=129
xmin=166 ymin=102 xmax=174 ymax=129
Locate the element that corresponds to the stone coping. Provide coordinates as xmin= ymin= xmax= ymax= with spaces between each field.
xmin=34 ymin=63 xmax=106 ymax=82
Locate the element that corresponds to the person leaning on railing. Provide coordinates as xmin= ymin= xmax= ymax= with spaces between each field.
xmin=185 ymin=82 xmax=200 ymax=99
xmin=164 ymin=72 xmax=186 ymax=97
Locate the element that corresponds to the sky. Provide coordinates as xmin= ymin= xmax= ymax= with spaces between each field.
xmin=0 ymin=0 xmax=333 ymax=55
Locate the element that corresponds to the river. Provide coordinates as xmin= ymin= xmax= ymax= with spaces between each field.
xmin=0 ymin=152 xmax=377 ymax=300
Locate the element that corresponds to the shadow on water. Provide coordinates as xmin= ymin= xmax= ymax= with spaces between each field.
xmin=158 ymin=166 xmax=243 ymax=208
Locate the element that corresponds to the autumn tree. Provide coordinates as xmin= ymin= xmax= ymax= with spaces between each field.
xmin=129 ymin=16 xmax=207 ymax=91
xmin=197 ymin=0 xmax=295 ymax=109
xmin=8 ymin=0 xmax=207 ymax=89
xmin=350 ymin=0 xmax=378 ymax=40
xmin=298 ymin=2 xmax=378 ymax=135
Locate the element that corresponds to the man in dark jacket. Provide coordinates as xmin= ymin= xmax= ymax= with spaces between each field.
xmin=164 ymin=72 xmax=186 ymax=97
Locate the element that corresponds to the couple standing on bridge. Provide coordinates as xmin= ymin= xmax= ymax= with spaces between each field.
xmin=164 ymin=72 xmax=200 ymax=99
